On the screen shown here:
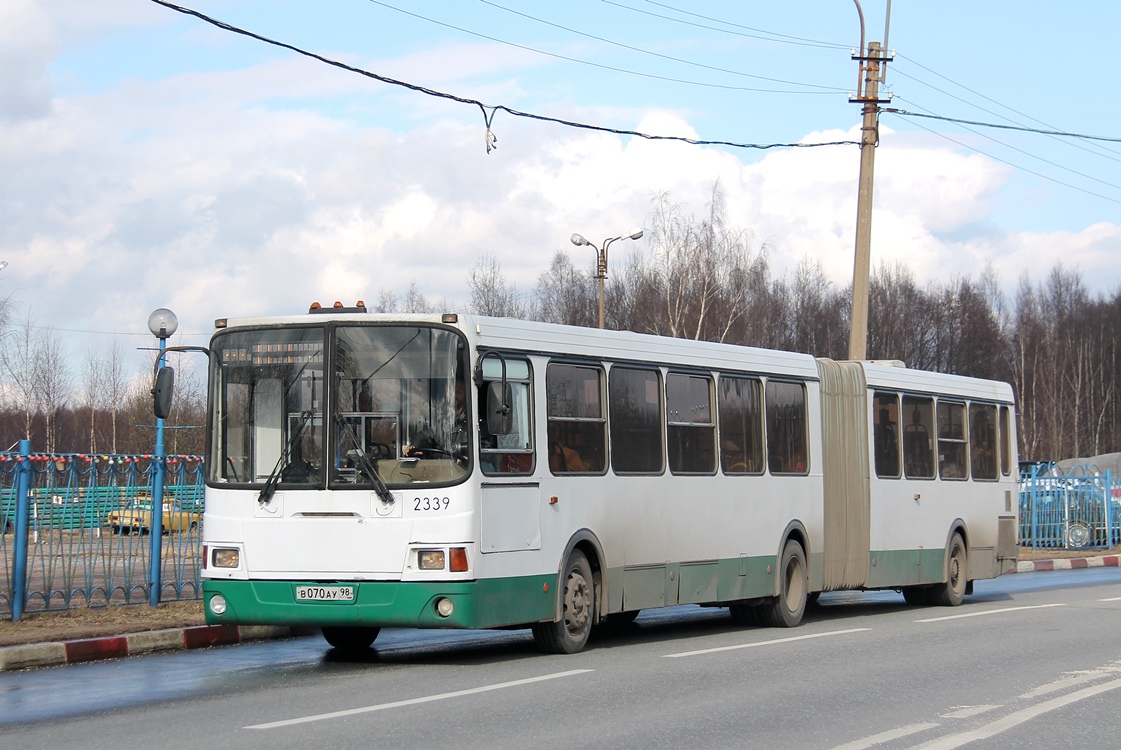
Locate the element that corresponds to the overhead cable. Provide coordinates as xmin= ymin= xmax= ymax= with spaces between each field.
xmin=149 ymin=1 xmax=859 ymax=152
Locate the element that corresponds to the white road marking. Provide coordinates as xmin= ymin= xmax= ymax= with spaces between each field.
xmin=245 ymin=669 xmax=593 ymax=729
xmin=940 ymin=704 xmax=1000 ymax=719
xmin=1099 ymin=596 xmax=1121 ymax=602
xmin=915 ymin=603 xmax=1065 ymax=623
xmin=663 ymin=628 xmax=870 ymax=658
xmin=911 ymin=677 xmax=1121 ymax=749
xmin=1021 ymin=660 xmax=1121 ymax=699
xmin=830 ymin=723 xmax=939 ymax=749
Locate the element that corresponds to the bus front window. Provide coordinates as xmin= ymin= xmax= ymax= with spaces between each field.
xmin=332 ymin=326 xmax=468 ymax=488
xmin=208 ymin=327 xmax=325 ymax=486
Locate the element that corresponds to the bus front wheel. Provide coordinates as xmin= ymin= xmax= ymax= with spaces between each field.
xmin=931 ymin=533 xmax=968 ymax=607
xmin=760 ymin=540 xmax=808 ymax=628
xmin=532 ymin=550 xmax=595 ymax=654
xmin=322 ymin=626 xmax=380 ymax=651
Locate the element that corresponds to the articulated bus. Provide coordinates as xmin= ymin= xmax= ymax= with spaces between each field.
xmin=182 ymin=305 xmax=1018 ymax=654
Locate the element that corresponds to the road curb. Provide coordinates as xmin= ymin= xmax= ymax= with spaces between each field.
xmin=0 ymin=624 xmax=303 ymax=672
xmin=1015 ymin=554 xmax=1119 ymax=574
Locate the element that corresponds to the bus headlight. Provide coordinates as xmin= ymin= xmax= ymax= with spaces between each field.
xmin=212 ymin=548 xmax=240 ymax=568
xmin=418 ymin=550 xmax=445 ymax=570
xmin=209 ymin=594 xmax=227 ymax=615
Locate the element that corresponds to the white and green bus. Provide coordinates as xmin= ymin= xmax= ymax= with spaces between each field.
xmin=187 ymin=305 xmax=1019 ymax=653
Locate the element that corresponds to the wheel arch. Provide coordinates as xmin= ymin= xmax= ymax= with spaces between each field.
xmin=775 ymin=520 xmax=811 ymax=597
xmin=943 ymin=520 xmax=969 ymax=582
xmin=552 ymin=529 xmax=606 ymax=623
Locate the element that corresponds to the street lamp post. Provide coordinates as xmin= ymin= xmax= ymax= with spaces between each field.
xmin=147 ymin=307 xmax=178 ymax=607
xmin=570 ymin=228 xmax=643 ymax=329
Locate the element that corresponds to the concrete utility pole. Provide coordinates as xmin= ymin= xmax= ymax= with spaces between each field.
xmin=848 ymin=3 xmax=892 ymax=361
xmin=848 ymin=41 xmax=883 ymax=360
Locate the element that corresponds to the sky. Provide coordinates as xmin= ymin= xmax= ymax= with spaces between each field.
xmin=2 ymin=0 xmax=1120 ymax=378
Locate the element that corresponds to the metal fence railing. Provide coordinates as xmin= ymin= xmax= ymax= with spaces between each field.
xmin=1019 ymin=463 xmax=1120 ymax=550
xmin=1 ymin=443 xmax=204 ymax=620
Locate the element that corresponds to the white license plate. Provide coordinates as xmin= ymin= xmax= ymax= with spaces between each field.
xmin=295 ymin=585 xmax=356 ymax=602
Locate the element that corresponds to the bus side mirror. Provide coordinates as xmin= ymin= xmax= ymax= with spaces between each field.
xmin=486 ymin=381 xmax=513 ymax=435
xmin=153 ymin=367 xmax=175 ymax=420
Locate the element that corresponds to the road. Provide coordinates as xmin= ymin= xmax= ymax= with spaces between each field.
xmin=1 ymin=569 xmax=1119 ymax=749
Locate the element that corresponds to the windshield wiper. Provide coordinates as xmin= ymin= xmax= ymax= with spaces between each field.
xmin=258 ymin=409 xmax=313 ymax=506
xmin=336 ymin=416 xmax=395 ymax=507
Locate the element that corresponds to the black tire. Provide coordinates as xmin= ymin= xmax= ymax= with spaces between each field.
xmin=532 ymin=550 xmax=595 ymax=654
xmin=931 ymin=533 xmax=968 ymax=607
xmin=760 ymin=540 xmax=808 ymax=628
xmin=729 ymin=603 xmax=759 ymax=626
xmin=322 ymin=626 xmax=380 ymax=650
xmin=902 ymin=585 xmax=931 ymax=606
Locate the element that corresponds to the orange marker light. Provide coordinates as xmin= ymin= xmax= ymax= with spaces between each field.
xmin=450 ymin=547 xmax=469 ymax=572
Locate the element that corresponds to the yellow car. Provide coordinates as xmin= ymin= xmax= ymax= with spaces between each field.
xmin=107 ymin=499 xmax=199 ymax=534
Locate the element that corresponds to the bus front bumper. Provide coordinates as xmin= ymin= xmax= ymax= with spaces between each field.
xmin=202 ymin=576 xmax=555 ymax=630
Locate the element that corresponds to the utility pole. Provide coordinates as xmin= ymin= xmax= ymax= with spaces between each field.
xmin=847 ymin=6 xmax=892 ymax=361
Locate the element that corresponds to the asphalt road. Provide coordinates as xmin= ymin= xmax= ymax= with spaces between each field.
xmin=1 ymin=569 xmax=1119 ymax=750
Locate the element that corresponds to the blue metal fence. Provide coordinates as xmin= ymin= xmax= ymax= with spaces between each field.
xmin=1 ymin=444 xmax=204 ymax=620
xmin=1019 ymin=463 xmax=1120 ymax=549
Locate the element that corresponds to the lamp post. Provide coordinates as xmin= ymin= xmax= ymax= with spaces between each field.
xmin=147 ymin=307 xmax=178 ymax=607
xmin=570 ymin=228 xmax=643 ymax=329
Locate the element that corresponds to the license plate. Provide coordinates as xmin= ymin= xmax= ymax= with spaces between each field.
xmin=295 ymin=585 xmax=356 ymax=602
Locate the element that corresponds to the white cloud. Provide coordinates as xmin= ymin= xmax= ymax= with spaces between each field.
xmin=2 ymin=3 xmax=1120 ymax=383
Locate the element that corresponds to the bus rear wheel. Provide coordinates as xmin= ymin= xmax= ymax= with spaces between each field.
xmin=322 ymin=626 xmax=380 ymax=651
xmin=760 ymin=540 xmax=808 ymax=628
xmin=931 ymin=533 xmax=968 ymax=607
xmin=532 ymin=550 xmax=594 ymax=654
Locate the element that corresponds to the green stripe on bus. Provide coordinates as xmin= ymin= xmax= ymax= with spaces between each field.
xmin=203 ymin=575 xmax=556 ymax=630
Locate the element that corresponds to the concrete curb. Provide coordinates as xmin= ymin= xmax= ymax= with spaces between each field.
xmin=0 ymin=624 xmax=303 ymax=672
xmin=1014 ymin=554 xmax=1119 ymax=574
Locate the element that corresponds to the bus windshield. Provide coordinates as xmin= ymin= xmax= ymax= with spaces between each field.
xmin=207 ymin=324 xmax=468 ymax=488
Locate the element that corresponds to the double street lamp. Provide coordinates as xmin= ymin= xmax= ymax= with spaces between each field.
xmin=570 ymin=228 xmax=643 ymax=329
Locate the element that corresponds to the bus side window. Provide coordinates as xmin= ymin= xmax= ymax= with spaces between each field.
xmin=999 ymin=405 xmax=1012 ymax=476
xmin=873 ymin=391 xmax=900 ymax=478
xmin=765 ymin=380 xmax=807 ymax=475
xmin=937 ymin=401 xmax=968 ymax=480
xmin=546 ymin=363 xmax=606 ymax=474
xmin=718 ymin=376 xmax=764 ymax=474
xmin=609 ymin=367 xmax=663 ymax=474
xmin=902 ymin=395 xmax=935 ymax=479
xmin=478 ymin=358 xmax=534 ymax=475
xmin=667 ymin=373 xmax=715 ymax=474
xmin=969 ymin=403 xmax=997 ymax=480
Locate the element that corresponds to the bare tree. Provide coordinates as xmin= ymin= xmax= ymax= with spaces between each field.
xmin=82 ymin=348 xmax=104 ymax=453
xmin=2 ymin=313 xmax=42 ymax=442
xmin=533 ymin=251 xmax=596 ymax=326
xmin=467 ymin=255 xmax=527 ymax=318
xmin=35 ymin=327 xmax=72 ymax=453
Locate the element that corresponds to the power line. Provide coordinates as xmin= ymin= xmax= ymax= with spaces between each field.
xmin=367 ymin=0 xmax=839 ymax=95
xmin=892 ymin=55 xmax=1121 ymax=165
xmin=890 ymin=97 xmax=1121 ymax=196
xmin=149 ymin=1 xmax=859 ymax=151
xmin=884 ymin=108 xmax=1121 ymax=144
xmin=894 ymin=114 xmax=1121 ymax=207
xmin=475 ymin=0 xmax=846 ymax=91
xmin=602 ymin=0 xmax=850 ymax=50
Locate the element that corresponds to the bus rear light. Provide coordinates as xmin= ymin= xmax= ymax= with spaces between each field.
xmin=418 ymin=550 xmax=445 ymax=570
xmin=450 ymin=547 xmax=469 ymax=572
xmin=212 ymin=548 xmax=240 ymax=568
xmin=202 ymin=545 xmax=208 ymax=570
